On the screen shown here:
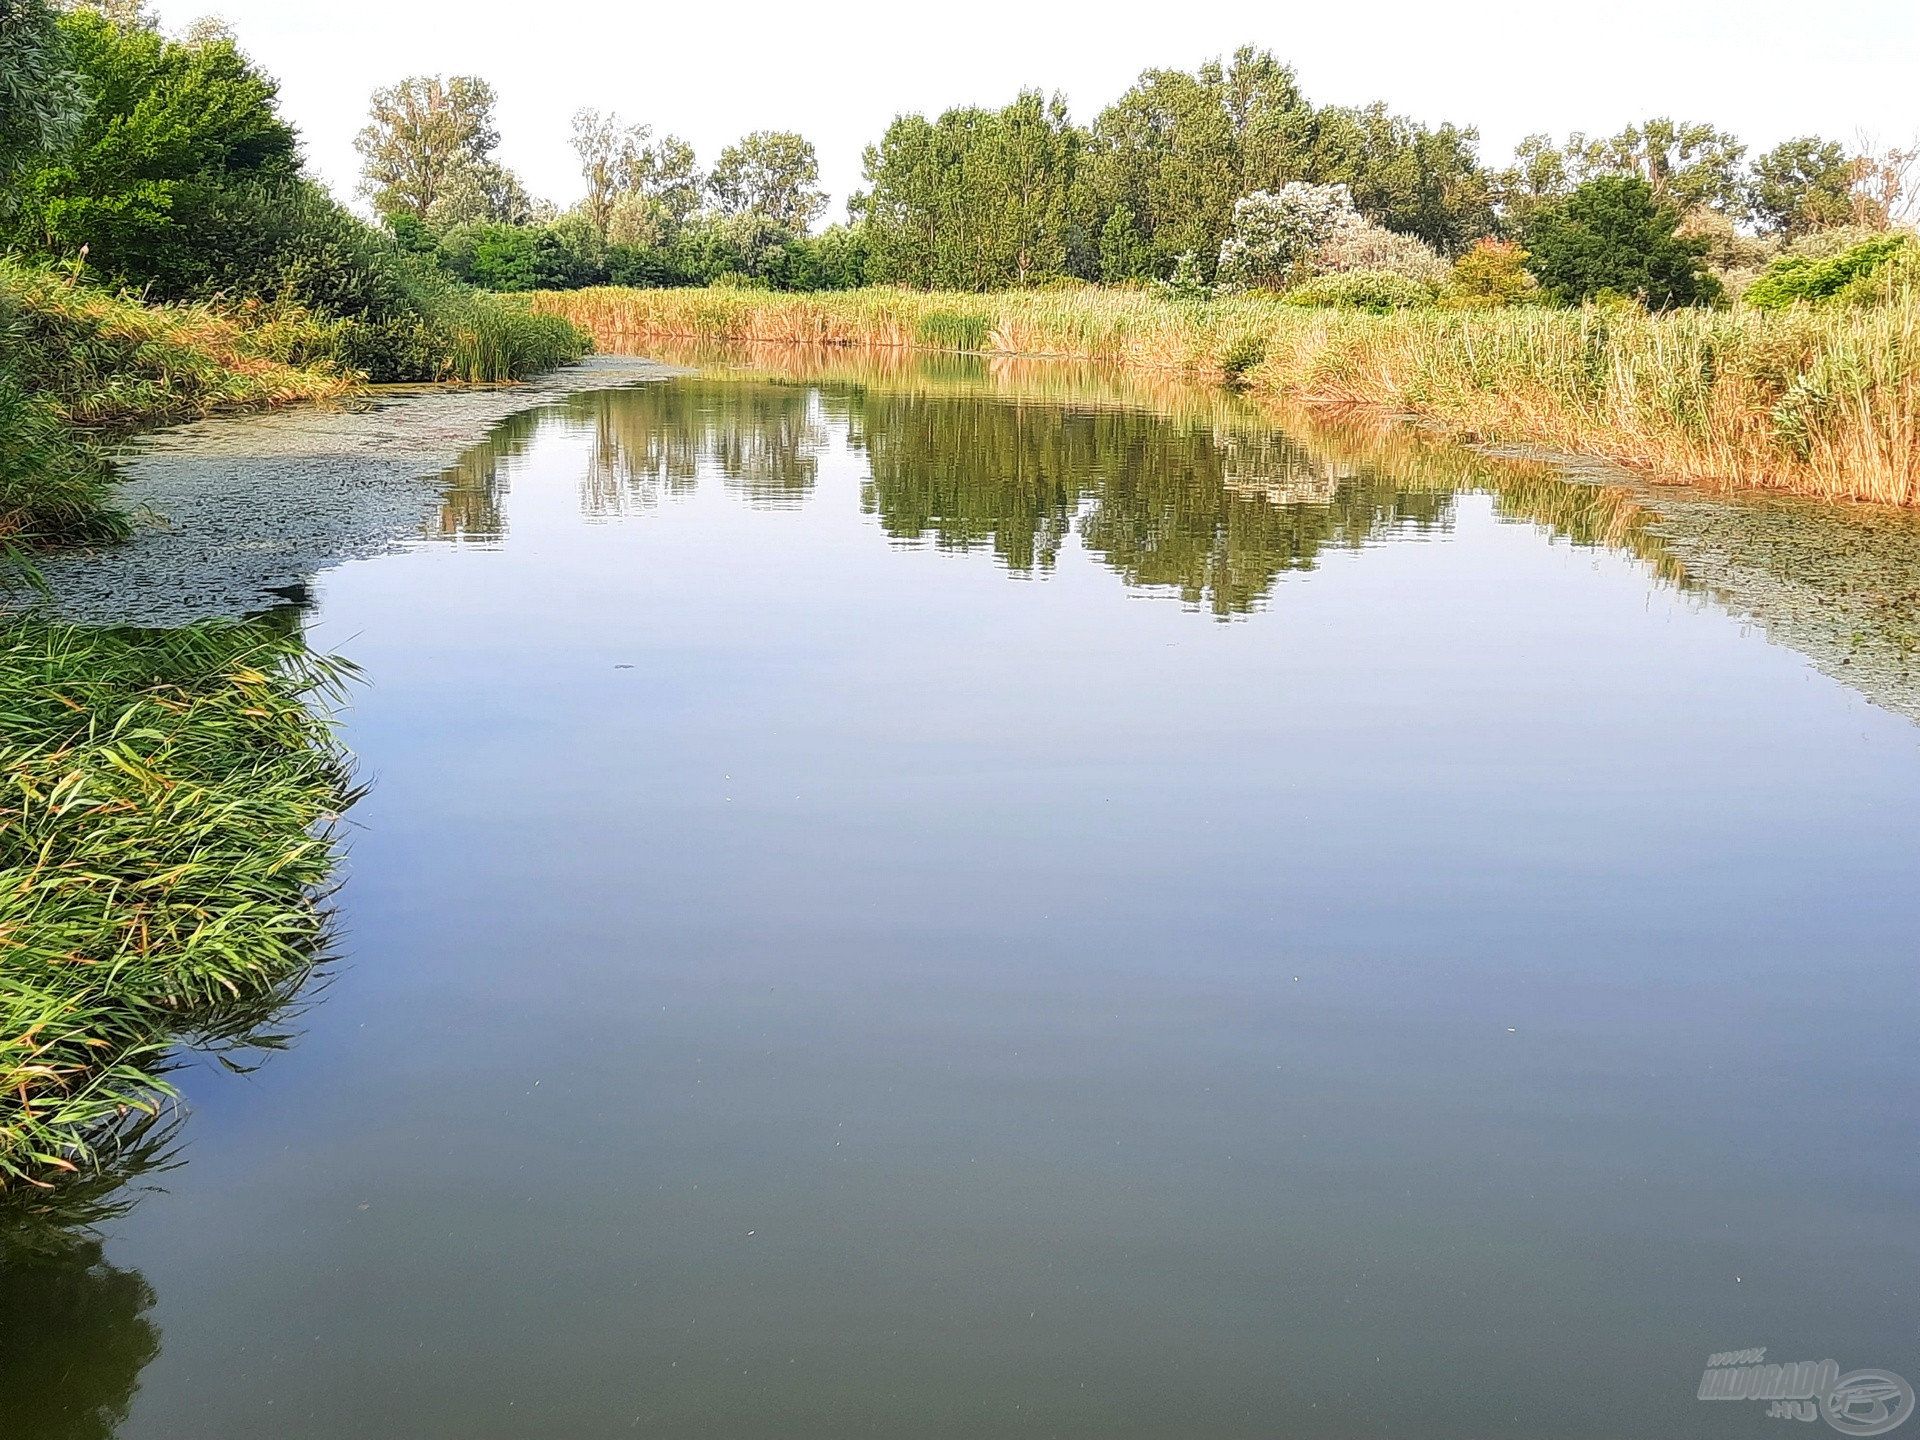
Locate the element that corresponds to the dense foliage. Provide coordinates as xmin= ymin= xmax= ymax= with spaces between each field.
xmin=1743 ymin=232 xmax=1917 ymax=309
xmin=1521 ymin=176 xmax=1719 ymax=308
xmin=7 ymin=9 xmax=298 ymax=292
xmin=0 ymin=0 xmax=87 ymax=204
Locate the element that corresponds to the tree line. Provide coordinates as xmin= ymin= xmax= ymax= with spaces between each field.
xmin=5 ymin=3 xmax=1917 ymax=311
xmin=346 ymin=45 xmax=1917 ymax=302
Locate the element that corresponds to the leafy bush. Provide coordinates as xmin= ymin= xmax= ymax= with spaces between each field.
xmin=1743 ymin=233 xmax=1917 ymax=310
xmin=7 ymin=10 xmax=298 ymax=295
xmin=437 ymin=220 xmax=609 ymax=293
xmin=1521 ymin=176 xmax=1720 ymax=309
xmin=1282 ymin=269 xmax=1437 ymax=312
xmin=1445 ymin=238 xmax=1540 ymax=307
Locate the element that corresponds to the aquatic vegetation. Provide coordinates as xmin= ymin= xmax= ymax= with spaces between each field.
xmin=533 ymin=285 xmax=1920 ymax=506
xmin=0 ymin=617 xmax=354 ymax=1188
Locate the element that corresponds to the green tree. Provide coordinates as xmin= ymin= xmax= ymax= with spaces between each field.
xmin=8 ymin=9 xmax=298 ymax=287
xmin=1748 ymin=137 xmax=1856 ymax=237
xmin=1085 ymin=51 xmax=1478 ymax=268
xmin=1494 ymin=132 xmax=1573 ymax=230
xmin=1084 ymin=65 xmax=1240 ymax=277
xmin=1298 ymin=103 xmax=1491 ymax=253
xmin=0 ymin=0 xmax=87 ymax=207
xmin=355 ymin=75 xmax=526 ymax=228
xmin=572 ymin=107 xmax=645 ymax=236
xmin=862 ymin=93 xmax=1083 ymax=289
xmin=1577 ymin=118 xmax=1747 ymax=215
xmin=1098 ymin=204 xmax=1152 ymax=282
xmin=1520 ymin=174 xmax=1719 ymax=308
xmin=708 ymin=130 xmax=825 ymax=231
xmin=571 ymin=108 xmax=702 ymax=243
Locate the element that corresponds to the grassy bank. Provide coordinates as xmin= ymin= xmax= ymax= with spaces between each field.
xmin=0 ymin=618 xmax=353 ymax=1188
xmin=532 ymin=286 xmax=1920 ymax=507
xmin=0 ymin=259 xmax=353 ymax=542
xmin=0 ymin=258 xmax=589 ymax=543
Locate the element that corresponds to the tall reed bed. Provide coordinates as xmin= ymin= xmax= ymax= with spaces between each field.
xmin=0 ymin=618 xmax=354 ymax=1187
xmin=533 ymin=286 xmax=1920 ymax=506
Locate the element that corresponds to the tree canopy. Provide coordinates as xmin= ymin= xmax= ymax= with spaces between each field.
xmin=1521 ymin=175 xmax=1719 ymax=308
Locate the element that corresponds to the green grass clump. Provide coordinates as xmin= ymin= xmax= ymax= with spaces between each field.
xmin=419 ymin=279 xmax=592 ymax=383
xmin=0 ymin=617 xmax=355 ymax=1189
xmin=913 ymin=308 xmax=992 ymax=351
xmin=1282 ymin=269 xmax=1438 ymax=313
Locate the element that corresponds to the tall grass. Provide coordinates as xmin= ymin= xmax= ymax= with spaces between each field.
xmin=0 ymin=617 xmax=354 ymax=1188
xmin=534 ymin=285 xmax=1920 ymax=506
xmin=0 ymin=258 xmax=354 ymax=542
xmin=0 ymin=258 xmax=353 ymax=429
xmin=434 ymin=292 xmax=591 ymax=383
xmin=399 ymin=267 xmax=592 ymax=384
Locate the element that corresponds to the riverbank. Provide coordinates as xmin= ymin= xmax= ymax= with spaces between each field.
xmin=30 ymin=356 xmax=679 ymax=626
xmin=531 ymin=286 xmax=1920 ymax=508
xmin=0 ymin=268 xmax=597 ymax=1188
xmin=0 ymin=258 xmax=590 ymax=545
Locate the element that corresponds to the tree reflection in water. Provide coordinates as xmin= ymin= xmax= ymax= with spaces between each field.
xmin=418 ymin=347 xmax=1685 ymax=615
xmin=0 ymin=1117 xmax=175 ymax=1440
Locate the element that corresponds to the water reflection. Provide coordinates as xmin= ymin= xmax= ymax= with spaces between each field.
xmin=0 ymin=1237 xmax=160 ymax=1440
xmin=419 ymin=346 xmax=1686 ymax=618
xmin=0 ymin=1115 xmax=176 ymax=1440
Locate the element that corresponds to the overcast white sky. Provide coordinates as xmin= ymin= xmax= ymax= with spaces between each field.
xmin=149 ymin=0 xmax=1919 ymax=221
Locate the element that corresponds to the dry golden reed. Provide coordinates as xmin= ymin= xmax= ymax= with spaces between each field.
xmin=531 ymin=285 xmax=1920 ymax=507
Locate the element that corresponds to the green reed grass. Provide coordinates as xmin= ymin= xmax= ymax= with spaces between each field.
xmin=0 ymin=617 xmax=355 ymax=1188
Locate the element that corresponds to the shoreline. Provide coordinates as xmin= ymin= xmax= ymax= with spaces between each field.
xmin=19 ymin=357 xmax=681 ymax=627
xmin=529 ymin=286 xmax=1920 ymax=510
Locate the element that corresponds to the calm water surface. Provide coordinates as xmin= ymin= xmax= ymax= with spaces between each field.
xmin=5 ymin=357 xmax=1919 ymax=1439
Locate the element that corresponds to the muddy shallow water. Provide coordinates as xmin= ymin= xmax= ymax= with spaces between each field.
xmin=6 ymin=350 xmax=1919 ymax=1440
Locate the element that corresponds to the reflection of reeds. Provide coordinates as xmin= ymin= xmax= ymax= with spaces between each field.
xmin=533 ymin=287 xmax=1920 ymax=507
xmin=639 ymin=341 xmax=1688 ymax=601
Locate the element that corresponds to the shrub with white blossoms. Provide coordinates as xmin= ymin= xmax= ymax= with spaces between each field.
xmin=1314 ymin=220 xmax=1450 ymax=287
xmin=1216 ymin=183 xmax=1360 ymax=290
